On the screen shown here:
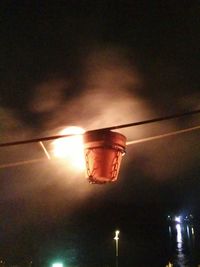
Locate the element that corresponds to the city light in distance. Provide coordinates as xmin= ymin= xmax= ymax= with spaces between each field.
xmin=114 ymin=230 xmax=120 ymax=240
xmin=175 ymin=216 xmax=181 ymax=223
xmin=167 ymin=214 xmax=194 ymax=224
xmin=52 ymin=126 xmax=86 ymax=171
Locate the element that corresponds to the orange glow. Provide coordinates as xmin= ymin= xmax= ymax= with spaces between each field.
xmin=52 ymin=126 xmax=85 ymax=171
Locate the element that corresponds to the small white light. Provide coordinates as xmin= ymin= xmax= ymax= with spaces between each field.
xmin=52 ymin=263 xmax=63 ymax=267
xmin=175 ymin=216 xmax=181 ymax=223
xmin=114 ymin=230 xmax=120 ymax=240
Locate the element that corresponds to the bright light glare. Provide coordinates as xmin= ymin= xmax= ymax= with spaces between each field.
xmin=52 ymin=263 xmax=63 ymax=267
xmin=115 ymin=230 xmax=120 ymax=235
xmin=52 ymin=126 xmax=85 ymax=170
xmin=175 ymin=216 xmax=181 ymax=223
xmin=114 ymin=230 xmax=120 ymax=240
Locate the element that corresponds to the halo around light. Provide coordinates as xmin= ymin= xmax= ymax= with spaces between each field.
xmin=52 ymin=126 xmax=85 ymax=171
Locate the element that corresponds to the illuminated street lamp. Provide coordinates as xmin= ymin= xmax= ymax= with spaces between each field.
xmin=114 ymin=230 xmax=120 ymax=267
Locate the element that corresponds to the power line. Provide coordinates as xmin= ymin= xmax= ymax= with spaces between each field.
xmin=39 ymin=141 xmax=51 ymax=159
xmin=0 ymin=133 xmax=76 ymax=147
xmin=126 ymin=124 xmax=200 ymax=146
xmin=0 ymin=108 xmax=200 ymax=148
xmin=0 ymin=158 xmax=47 ymax=169
xmin=103 ymin=108 xmax=200 ymax=131
xmin=0 ymin=123 xmax=200 ymax=170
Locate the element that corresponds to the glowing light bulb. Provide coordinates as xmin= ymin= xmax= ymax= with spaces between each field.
xmin=52 ymin=263 xmax=63 ymax=267
xmin=52 ymin=126 xmax=85 ymax=171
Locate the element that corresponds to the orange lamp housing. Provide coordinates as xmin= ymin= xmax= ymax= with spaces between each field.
xmin=83 ymin=130 xmax=126 ymax=184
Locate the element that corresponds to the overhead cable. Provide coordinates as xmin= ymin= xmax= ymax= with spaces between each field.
xmin=0 ymin=108 xmax=200 ymax=148
xmin=126 ymin=124 xmax=200 ymax=146
xmin=0 ymin=123 xmax=200 ymax=170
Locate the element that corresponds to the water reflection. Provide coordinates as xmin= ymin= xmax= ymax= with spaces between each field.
xmin=175 ymin=223 xmax=187 ymax=266
xmin=186 ymin=225 xmax=190 ymax=238
xmin=168 ymin=221 xmax=195 ymax=266
xmin=176 ymin=224 xmax=182 ymax=243
xmin=169 ymin=226 xmax=172 ymax=236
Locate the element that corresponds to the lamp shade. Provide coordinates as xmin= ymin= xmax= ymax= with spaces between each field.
xmin=83 ymin=130 xmax=126 ymax=184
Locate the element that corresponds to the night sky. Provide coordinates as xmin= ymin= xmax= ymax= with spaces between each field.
xmin=0 ymin=1 xmax=200 ymax=266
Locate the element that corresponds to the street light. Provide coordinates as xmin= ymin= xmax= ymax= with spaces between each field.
xmin=114 ymin=230 xmax=120 ymax=267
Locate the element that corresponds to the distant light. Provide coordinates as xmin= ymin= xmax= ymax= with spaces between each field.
xmin=114 ymin=230 xmax=120 ymax=240
xmin=52 ymin=263 xmax=63 ymax=267
xmin=175 ymin=216 xmax=181 ymax=223
xmin=52 ymin=126 xmax=85 ymax=170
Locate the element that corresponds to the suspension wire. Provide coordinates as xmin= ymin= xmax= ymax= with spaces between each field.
xmin=0 ymin=108 xmax=200 ymax=148
xmin=0 ymin=133 xmax=76 ymax=147
xmin=126 ymin=124 xmax=200 ymax=146
xmin=101 ymin=108 xmax=200 ymax=131
xmin=0 ymin=123 xmax=200 ymax=170
xmin=0 ymin=158 xmax=47 ymax=169
xmin=39 ymin=141 xmax=51 ymax=159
